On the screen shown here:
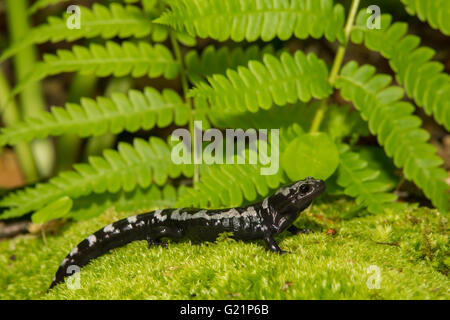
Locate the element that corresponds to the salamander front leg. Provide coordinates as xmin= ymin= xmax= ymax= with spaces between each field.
xmin=263 ymin=234 xmax=290 ymax=254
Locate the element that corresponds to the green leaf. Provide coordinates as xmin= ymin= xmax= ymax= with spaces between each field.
xmin=190 ymin=51 xmax=332 ymax=113
xmin=28 ymin=0 xmax=70 ymax=14
xmin=336 ymin=144 xmax=401 ymax=215
xmin=357 ymin=146 xmax=399 ymax=189
xmin=185 ymin=44 xmax=276 ymax=85
xmin=352 ymin=11 xmax=450 ymax=131
xmin=31 ymin=196 xmax=73 ymax=224
xmin=2 ymin=4 xmax=155 ymax=62
xmin=156 ymin=0 xmax=345 ymax=43
xmin=0 ymin=88 xmax=189 ymax=146
xmin=336 ymin=61 xmax=449 ymax=213
xmin=401 ymin=0 xmax=450 ymax=35
xmin=0 ymin=137 xmax=193 ymax=219
xmin=281 ymin=132 xmax=339 ymax=181
xmin=177 ymin=124 xmax=306 ymax=208
xmin=11 ymin=42 xmax=179 ymax=97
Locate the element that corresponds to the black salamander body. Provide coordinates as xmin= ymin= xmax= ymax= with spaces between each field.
xmin=50 ymin=177 xmax=325 ymax=289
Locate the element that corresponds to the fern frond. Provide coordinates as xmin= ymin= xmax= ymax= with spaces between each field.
xmin=156 ymin=0 xmax=345 ymax=43
xmin=12 ymin=42 xmax=179 ymax=96
xmin=400 ymin=0 xmax=450 ymax=35
xmin=176 ymin=124 xmax=305 ymax=208
xmin=0 ymin=137 xmax=193 ymax=219
xmin=336 ymin=61 xmax=449 ymax=212
xmin=0 ymin=88 xmax=189 ymax=146
xmin=28 ymin=0 xmax=70 ymax=14
xmin=69 ymin=185 xmax=181 ymax=221
xmin=336 ymin=144 xmax=399 ymax=214
xmin=352 ymin=12 xmax=450 ymax=131
xmin=185 ymin=45 xmax=276 ymax=85
xmin=190 ymin=51 xmax=332 ymax=113
xmin=177 ymin=160 xmax=286 ymax=208
xmin=1 ymin=3 xmax=154 ymax=62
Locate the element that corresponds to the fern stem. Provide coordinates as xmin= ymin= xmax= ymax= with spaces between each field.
xmin=0 ymin=71 xmax=39 ymax=183
xmin=329 ymin=0 xmax=360 ymax=86
xmin=170 ymin=32 xmax=199 ymax=185
xmin=309 ymin=101 xmax=328 ymax=133
xmin=5 ymin=0 xmax=54 ymax=178
xmin=311 ymin=0 xmax=360 ymax=133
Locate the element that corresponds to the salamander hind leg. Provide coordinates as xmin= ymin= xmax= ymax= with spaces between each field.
xmin=287 ymin=225 xmax=314 ymax=235
xmin=146 ymin=238 xmax=168 ymax=249
xmin=146 ymin=226 xmax=184 ymax=249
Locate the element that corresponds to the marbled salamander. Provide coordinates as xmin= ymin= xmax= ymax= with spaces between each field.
xmin=49 ymin=177 xmax=325 ymax=289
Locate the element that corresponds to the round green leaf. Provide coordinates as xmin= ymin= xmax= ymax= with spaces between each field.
xmin=31 ymin=196 xmax=73 ymax=224
xmin=281 ymin=132 xmax=339 ymax=180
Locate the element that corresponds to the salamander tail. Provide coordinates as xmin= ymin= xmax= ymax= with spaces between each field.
xmin=49 ymin=214 xmax=148 ymax=290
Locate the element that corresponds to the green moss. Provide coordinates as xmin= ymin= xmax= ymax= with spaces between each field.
xmin=0 ymin=201 xmax=448 ymax=300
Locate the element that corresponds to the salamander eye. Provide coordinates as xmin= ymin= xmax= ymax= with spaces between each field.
xmin=299 ymin=184 xmax=309 ymax=193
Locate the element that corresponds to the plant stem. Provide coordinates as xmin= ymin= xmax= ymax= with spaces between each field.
xmin=309 ymin=101 xmax=328 ymax=133
xmin=310 ymin=0 xmax=360 ymax=133
xmin=0 ymin=71 xmax=39 ymax=182
xmin=329 ymin=0 xmax=361 ymax=86
xmin=170 ymin=32 xmax=199 ymax=185
xmin=5 ymin=0 xmax=54 ymax=178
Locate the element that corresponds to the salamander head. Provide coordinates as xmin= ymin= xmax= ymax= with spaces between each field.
xmin=272 ymin=177 xmax=326 ymax=210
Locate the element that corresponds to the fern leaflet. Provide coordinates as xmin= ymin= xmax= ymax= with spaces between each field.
xmin=190 ymin=51 xmax=332 ymax=113
xmin=352 ymin=11 xmax=450 ymax=131
xmin=156 ymin=0 xmax=345 ymax=43
xmin=336 ymin=144 xmax=400 ymax=214
xmin=28 ymin=0 xmax=70 ymax=14
xmin=336 ymin=61 xmax=449 ymax=213
xmin=0 ymin=137 xmax=193 ymax=219
xmin=177 ymin=124 xmax=304 ymax=208
xmin=185 ymin=44 xmax=276 ymax=85
xmin=1 ymin=3 xmax=154 ymax=62
xmin=12 ymin=41 xmax=179 ymax=97
xmin=0 ymin=88 xmax=189 ymax=146
xmin=400 ymin=0 xmax=450 ymax=35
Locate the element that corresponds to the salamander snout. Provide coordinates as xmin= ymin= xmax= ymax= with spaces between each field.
xmin=295 ymin=177 xmax=326 ymax=199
